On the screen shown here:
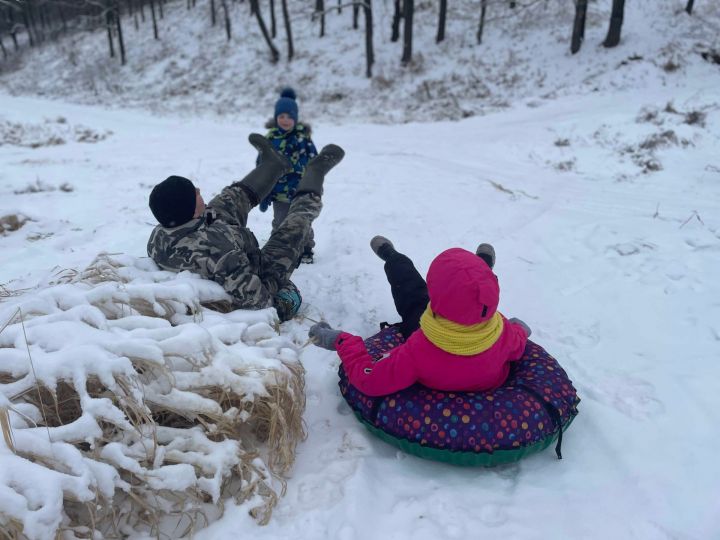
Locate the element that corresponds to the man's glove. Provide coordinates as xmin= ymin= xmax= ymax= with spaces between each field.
xmin=309 ymin=322 xmax=342 ymax=351
xmin=508 ymin=317 xmax=532 ymax=337
xmin=259 ymin=197 xmax=271 ymax=212
xmin=274 ymin=282 xmax=302 ymax=322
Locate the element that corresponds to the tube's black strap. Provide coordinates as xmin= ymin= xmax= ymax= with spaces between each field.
xmin=516 ymin=384 xmax=564 ymax=460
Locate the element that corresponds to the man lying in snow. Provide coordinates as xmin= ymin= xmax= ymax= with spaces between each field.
xmin=147 ymin=133 xmax=344 ymax=321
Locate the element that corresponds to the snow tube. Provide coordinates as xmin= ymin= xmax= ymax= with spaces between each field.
xmin=338 ymin=326 xmax=580 ymax=466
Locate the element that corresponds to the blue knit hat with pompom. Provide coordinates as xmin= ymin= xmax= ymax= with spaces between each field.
xmin=274 ymin=87 xmax=298 ymax=125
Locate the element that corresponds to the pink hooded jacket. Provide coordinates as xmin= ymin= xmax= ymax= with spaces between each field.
xmin=335 ymin=248 xmax=528 ymax=397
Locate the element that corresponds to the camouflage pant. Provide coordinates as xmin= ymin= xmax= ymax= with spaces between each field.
xmin=272 ymin=200 xmax=315 ymax=251
xmin=259 ymin=193 xmax=322 ymax=294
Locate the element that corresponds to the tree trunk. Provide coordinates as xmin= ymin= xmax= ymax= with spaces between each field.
xmin=570 ymin=0 xmax=588 ymax=54
xmin=352 ymin=2 xmax=359 ymax=30
xmin=685 ymin=0 xmax=695 ymax=15
xmin=58 ymin=5 xmax=68 ymax=34
xmin=149 ymin=0 xmax=159 ymax=39
xmin=436 ymin=0 xmax=446 ymax=43
xmin=337 ymin=0 xmax=342 ymax=14
xmin=210 ymin=0 xmax=216 ymax=26
xmin=106 ymin=8 xmax=115 ymax=58
xmin=364 ymin=0 xmax=373 ymax=77
xmin=401 ymin=0 xmax=413 ymax=65
xmin=315 ymin=0 xmax=325 ymax=38
xmin=281 ymin=0 xmax=293 ymax=60
xmin=8 ymin=9 xmax=19 ymax=50
xmin=250 ymin=0 xmax=279 ymax=62
xmin=0 ymin=35 xmax=7 ymax=60
xmin=477 ymin=0 xmax=487 ymax=44
xmin=115 ymin=2 xmax=126 ymax=64
xmin=603 ymin=0 xmax=624 ymax=48
xmin=221 ymin=0 xmax=231 ymax=39
xmin=140 ymin=0 xmax=145 ymax=22
xmin=158 ymin=0 xmax=164 ymax=19
xmin=270 ymin=0 xmax=276 ymax=38
xmin=22 ymin=5 xmax=35 ymax=46
xmin=390 ymin=0 xmax=401 ymax=42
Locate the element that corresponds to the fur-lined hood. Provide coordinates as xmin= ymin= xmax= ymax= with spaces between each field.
xmin=264 ymin=118 xmax=312 ymax=136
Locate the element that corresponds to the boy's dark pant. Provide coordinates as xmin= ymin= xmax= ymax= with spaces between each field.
xmin=383 ymin=251 xmax=429 ymax=339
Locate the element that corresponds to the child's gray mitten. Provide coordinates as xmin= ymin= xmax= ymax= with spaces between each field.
xmin=508 ymin=317 xmax=532 ymax=337
xmin=309 ymin=322 xmax=342 ymax=351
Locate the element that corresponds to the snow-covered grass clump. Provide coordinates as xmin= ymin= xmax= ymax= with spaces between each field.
xmin=0 ymin=254 xmax=306 ymax=539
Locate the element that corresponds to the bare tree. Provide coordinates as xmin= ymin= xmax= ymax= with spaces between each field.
xmin=149 ymin=0 xmax=159 ymax=39
xmin=603 ymin=0 xmax=624 ymax=48
xmin=436 ymin=0 xmax=446 ymax=43
xmin=115 ymin=1 xmax=126 ymax=64
xmin=21 ymin=3 xmax=34 ymax=47
xmin=269 ymin=0 xmax=276 ymax=38
xmin=685 ymin=0 xmax=695 ymax=15
xmin=280 ymin=0 xmax=292 ymax=60
xmin=210 ymin=0 xmax=216 ymax=26
xmin=7 ymin=7 xmax=19 ymax=51
xmin=221 ymin=0 xmax=230 ymax=40
xmin=477 ymin=0 xmax=487 ymax=44
xmin=105 ymin=4 xmax=114 ymax=58
xmin=249 ymin=0 xmax=279 ymax=62
xmin=570 ymin=0 xmax=588 ymax=54
xmin=390 ymin=0 xmax=400 ymax=42
xmin=352 ymin=1 xmax=359 ymax=30
xmin=401 ymin=0 xmax=413 ymax=65
xmin=315 ymin=0 xmax=324 ymax=37
xmin=364 ymin=0 xmax=373 ymax=77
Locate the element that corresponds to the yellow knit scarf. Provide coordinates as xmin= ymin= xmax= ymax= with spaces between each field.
xmin=419 ymin=304 xmax=504 ymax=356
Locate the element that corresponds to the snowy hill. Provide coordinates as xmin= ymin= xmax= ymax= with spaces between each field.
xmin=1 ymin=0 xmax=719 ymax=123
xmin=1 ymin=0 xmax=720 ymax=538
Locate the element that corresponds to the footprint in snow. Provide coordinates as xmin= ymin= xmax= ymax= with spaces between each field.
xmin=479 ymin=503 xmax=509 ymax=527
xmin=583 ymin=376 xmax=664 ymax=420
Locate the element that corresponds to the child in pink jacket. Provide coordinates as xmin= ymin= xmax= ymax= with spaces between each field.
xmin=309 ymin=237 xmax=531 ymax=397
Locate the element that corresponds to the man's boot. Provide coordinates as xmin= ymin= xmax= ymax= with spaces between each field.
xmin=295 ymin=144 xmax=345 ymax=197
xmin=239 ymin=133 xmax=292 ymax=203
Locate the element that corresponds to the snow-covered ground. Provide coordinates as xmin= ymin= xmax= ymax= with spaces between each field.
xmin=2 ymin=0 xmax=720 ymax=538
xmin=2 ymin=77 xmax=719 ymax=537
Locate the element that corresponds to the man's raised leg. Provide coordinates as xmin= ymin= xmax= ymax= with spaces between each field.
xmin=260 ymin=144 xmax=345 ymax=292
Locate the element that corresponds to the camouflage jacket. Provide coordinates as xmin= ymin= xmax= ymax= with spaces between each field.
xmin=147 ymin=183 xmax=274 ymax=310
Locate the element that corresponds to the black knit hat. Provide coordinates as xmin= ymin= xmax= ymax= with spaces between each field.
xmin=149 ymin=176 xmax=196 ymax=228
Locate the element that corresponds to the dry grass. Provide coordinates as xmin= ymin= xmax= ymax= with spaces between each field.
xmin=0 ymin=254 xmax=306 ymax=537
xmin=0 ymin=214 xmax=30 ymax=235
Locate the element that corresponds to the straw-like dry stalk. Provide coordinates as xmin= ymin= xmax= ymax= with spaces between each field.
xmin=0 ymin=406 xmax=14 ymax=452
xmin=0 ymin=253 xmax=306 ymax=538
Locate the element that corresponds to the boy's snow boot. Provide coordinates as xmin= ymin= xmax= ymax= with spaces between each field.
xmin=295 ymin=144 xmax=345 ymax=197
xmin=475 ymin=243 xmax=496 ymax=269
xmin=239 ymin=133 xmax=292 ymax=203
xmin=370 ymin=236 xmax=396 ymax=262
